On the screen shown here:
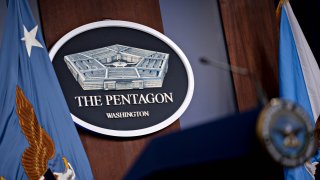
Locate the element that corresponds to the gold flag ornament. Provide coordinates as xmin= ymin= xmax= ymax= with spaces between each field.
xmin=275 ymin=0 xmax=288 ymax=25
xmin=15 ymin=86 xmax=55 ymax=180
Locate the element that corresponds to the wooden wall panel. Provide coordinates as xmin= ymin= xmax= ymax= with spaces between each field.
xmin=219 ymin=0 xmax=279 ymax=111
xmin=38 ymin=0 xmax=179 ymax=179
xmin=39 ymin=0 xmax=164 ymax=49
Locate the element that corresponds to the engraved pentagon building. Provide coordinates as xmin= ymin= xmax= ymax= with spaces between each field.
xmin=64 ymin=44 xmax=169 ymax=90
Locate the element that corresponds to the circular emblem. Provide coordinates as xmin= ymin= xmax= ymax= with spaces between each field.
xmin=49 ymin=20 xmax=194 ymax=137
xmin=256 ymin=98 xmax=316 ymax=167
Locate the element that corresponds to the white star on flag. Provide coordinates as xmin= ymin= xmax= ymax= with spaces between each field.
xmin=21 ymin=25 xmax=43 ymax=57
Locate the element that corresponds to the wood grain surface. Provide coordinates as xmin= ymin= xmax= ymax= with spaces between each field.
xmin=219 ymin=0 xmax=279 ymax=111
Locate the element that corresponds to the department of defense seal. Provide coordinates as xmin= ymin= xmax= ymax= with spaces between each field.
xmin=256 ymin=98 xmax=316 ymax=167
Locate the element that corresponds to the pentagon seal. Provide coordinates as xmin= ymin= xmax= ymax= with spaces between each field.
xmin=49 ymin=20 xmax=194 ymax=137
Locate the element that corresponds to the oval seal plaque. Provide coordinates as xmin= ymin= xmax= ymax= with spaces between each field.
xmin=49 ymin=20 xmax=194 ymax=137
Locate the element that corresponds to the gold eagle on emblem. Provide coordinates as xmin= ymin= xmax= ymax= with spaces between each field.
xmin=15 ymin=86 xmax=75 ymax=180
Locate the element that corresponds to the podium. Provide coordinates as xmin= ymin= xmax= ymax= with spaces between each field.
xmin=38 ymin=0 xmax=280 ymax=178
xmin=124 ymin=108 xmax=284 ymax=179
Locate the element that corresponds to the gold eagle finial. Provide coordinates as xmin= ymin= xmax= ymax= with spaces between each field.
xmin=15 ymin=86 xmax=55 ymax=180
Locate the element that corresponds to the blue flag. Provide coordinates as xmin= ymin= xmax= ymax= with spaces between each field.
xmin=0 ymin=0 xmax=93 ymax=179
xmin=279 ymin=1 xmax=320 ymax=179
